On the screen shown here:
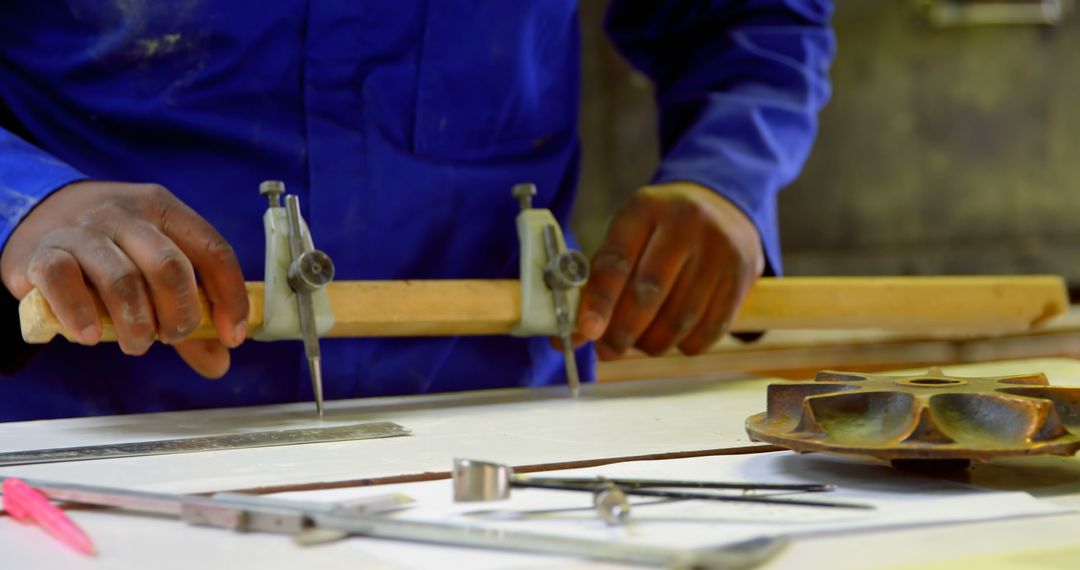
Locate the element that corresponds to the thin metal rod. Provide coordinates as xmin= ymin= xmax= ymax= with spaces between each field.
xmin=0 ymin=476 xmax=187 ymax=516
xmin=308 ymin=357 xmax=324 ymax=418
xmin=284 ymin=195 xmax=306 ymax=261
xmin=523 ymin=477 xmax=834 ymax=493
xmin=509 ymin=480 xmax=872 ymax=510
xmin=560 ymin=333 xmax=580 ymax=398
xmin=285 ymin=194 xmax=324 ymax=418
xmin=541 ymin=224 xmax=580 ymax=397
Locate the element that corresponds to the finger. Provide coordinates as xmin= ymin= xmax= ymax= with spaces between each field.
xmin=578 ymin=198 xmax=655 ymax=342
xmin=156 ymin=193 xmax=248 ymax=347
xmin=635 ymin=252 xmax=718 ymax=356
xmin=597 ymin=221 xmax=690 ymax=358
xmin=3 ymin=256 xmax=34 ymax=299
xmin=113 ymin=222 xmax=199 ymax=344
xmin=679 ymin=270 xmax=756 ymax=355
xmin=49 ymin=230 xmax=158 ymax=355
xmin=25 ymin=247 xmax=102 ymax=344
xmin=173 ymin=339 xmax=231 ymax=379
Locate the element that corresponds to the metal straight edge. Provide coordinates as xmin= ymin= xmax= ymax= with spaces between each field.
xmin=0 ymin=421 xmax=410 ymax=467
xmin=312 ymin=511 xmax=788 ymax=569
xmin=1 ymin=475 xmax=786 ymax=569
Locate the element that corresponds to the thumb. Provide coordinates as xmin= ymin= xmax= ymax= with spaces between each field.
xmin=174 ymin=339 xmax=231 ymax=379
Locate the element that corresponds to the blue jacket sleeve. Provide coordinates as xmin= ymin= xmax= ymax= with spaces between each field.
xmin=605 ymin=0 xmax=835 ymax=275
xmin=0 ymin=127 xmax=87 ymax=252
xmin=0 ymin=127 xmax=85 ymax=374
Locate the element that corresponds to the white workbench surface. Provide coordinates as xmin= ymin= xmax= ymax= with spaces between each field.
xmin=2 ymin=358 xmax=1080 ymax=568
xmin=0 ymin=369 xmax=767 ymax=493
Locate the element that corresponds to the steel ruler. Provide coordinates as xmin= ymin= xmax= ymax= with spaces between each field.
xmin=0 ymin=422 xmax=410 ymax=467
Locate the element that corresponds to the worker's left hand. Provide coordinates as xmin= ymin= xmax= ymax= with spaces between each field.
xmin=576 ymin=182 xmax=764 ymax=359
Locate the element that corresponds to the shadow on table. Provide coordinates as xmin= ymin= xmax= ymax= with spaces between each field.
xmin=76 ymin=374 xmax=760 ymax=439
xmin=770 ymin=452 xmax=1080 ymax=499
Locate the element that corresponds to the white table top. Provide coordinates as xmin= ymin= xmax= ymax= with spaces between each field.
xmin=1 ymin=357 xmax=1079 ymax=568
xmin=0 ymin=371 xmax=770 ymax=493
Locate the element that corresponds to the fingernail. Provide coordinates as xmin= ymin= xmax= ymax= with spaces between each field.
xmin=232 ymin=320 xmax=248 ymax=346
xmin=80 ymin=325 xmax=101 ymax=345
xmin=123 ymin=340 xmax=151 ymax=356
xmin=176 ymin=321 xmax=196 ymax=338
xmin=580 ymin=311 xmax=604 ymax=340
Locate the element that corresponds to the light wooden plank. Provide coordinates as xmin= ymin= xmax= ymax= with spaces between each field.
xmin=598 ymin=303 xmax=1080 ymax=383
xmin=19 ymin=275 xmax=1068 ymax=344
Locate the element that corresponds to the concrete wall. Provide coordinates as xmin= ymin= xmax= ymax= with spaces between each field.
xmin=575 ymin=0 xmax=1080 ymax=284
xmin=574 ymin=0 xmax=657 ymax=252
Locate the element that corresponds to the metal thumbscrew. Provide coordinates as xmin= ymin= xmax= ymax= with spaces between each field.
xmin=288 ymin=250 xmax=335 ymax=293
xmin=593 ymin=483 xmax=632 ymax=526
xmin=544 ymin=250 xmax=589 ymax=291
xmin=260 ymin=180 xmax=286 ymax=208
xmin=512 ymin=183 xmax=537 ymax=211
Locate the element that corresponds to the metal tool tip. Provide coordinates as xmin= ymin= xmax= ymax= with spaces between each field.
xmin=309 ymin=357 xmax=325 ymax=419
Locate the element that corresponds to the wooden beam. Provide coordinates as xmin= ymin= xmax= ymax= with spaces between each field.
xmin=18 ymin=275 xmax=1068 ymax=345
xmin=736 ymin=275 xmax=1067 ymax=333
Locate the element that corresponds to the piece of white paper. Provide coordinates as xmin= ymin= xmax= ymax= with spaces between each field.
xmin=270 ymin=452 xmax=1069 ymax=568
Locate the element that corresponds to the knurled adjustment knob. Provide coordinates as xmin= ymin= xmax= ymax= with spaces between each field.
xmin=544 ymin=250 xmax=589 ymax=291
xmin=288 ymin=250 xmax=335 ymax=293
xmin=259 ymin=180 xmax=286 ymax=208
xmin=512 ymin=183 xmax=537 ymax=211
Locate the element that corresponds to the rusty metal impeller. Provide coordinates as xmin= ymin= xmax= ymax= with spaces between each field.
xmin=746 ymin=368 xmax=1080 ymax=469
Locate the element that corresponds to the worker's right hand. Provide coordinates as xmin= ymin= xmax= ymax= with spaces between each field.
xmin=0 ymin=181 xmax=249 ymax=378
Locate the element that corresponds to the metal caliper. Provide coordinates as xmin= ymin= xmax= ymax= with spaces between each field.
xmin=250 ymin=181 xmax=588 ymax=416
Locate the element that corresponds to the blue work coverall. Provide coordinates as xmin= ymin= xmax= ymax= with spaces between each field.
xmin=0 ymin=1 xmax=834 ymax=421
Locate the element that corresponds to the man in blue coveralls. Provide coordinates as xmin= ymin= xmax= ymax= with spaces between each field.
xmin=0 ymin=1 xmax=834 ymax=421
